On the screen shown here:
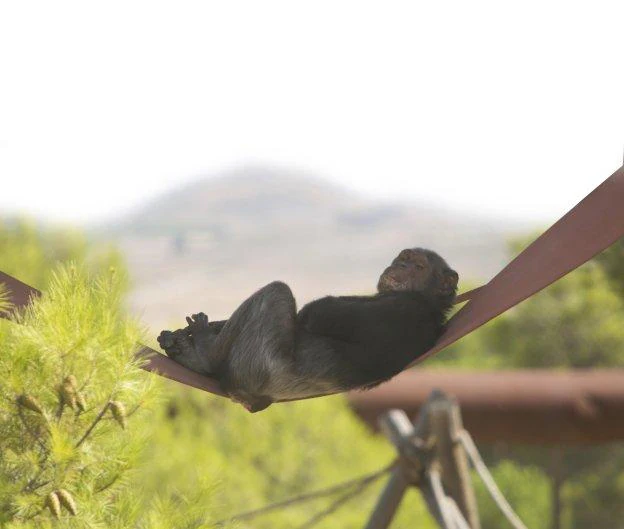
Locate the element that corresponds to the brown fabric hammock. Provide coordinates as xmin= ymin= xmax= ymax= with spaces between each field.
xmin=2 ymin=165 xmax=624 ymax=401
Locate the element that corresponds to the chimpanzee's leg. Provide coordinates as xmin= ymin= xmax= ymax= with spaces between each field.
xmin=212 ymin=282 xmax=297 ymax=402
xmin=157 ymin=281 xmax=297 ymax=409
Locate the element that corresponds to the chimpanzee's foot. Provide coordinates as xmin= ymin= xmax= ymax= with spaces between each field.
xmin=157 ymin=330 xmax=178 ymax=356
xmin=157 ymin=329 xmax=192 ymax=359
xmin=157 ymin=327 xmax=213 ymax=374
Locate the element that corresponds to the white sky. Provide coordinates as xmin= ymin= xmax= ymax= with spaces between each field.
xmin=1 ymin=1 xmax=623 ymax=224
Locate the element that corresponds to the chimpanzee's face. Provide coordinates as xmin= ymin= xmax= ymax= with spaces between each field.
xmin=377 ymin=248 xmax=458 ymax=298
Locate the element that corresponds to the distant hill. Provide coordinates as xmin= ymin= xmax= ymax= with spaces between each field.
xmin=105 ymin=166 xmax=533 ymax=328
xmin=115 ymin=167 xmax=355 ymax=234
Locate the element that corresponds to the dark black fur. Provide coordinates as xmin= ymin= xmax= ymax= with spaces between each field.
xmin=296 ymin=290 xmax=449 ymax=389
xmin=158 ymin=248 xmax=457 ymax=412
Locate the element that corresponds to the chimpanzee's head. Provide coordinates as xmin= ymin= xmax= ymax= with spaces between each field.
xmin=377 ymin=248 xmax=458 ymax=306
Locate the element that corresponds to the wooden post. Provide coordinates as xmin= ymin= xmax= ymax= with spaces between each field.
xmin=364 ymin=409 xmax=430 ymax=529
xmin=363 ymin=390 xmax=481 ymax=529
xmin=363 ymin=471 xmax=409 ymax=529
xmin=364 ymin=410 xmax=417 ymax=529
xmin=428 ymin=390 xmax=481 ymax=529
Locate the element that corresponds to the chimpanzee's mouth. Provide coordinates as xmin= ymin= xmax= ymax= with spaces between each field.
xmin=378 ymin=272 xmax=400 ymax=291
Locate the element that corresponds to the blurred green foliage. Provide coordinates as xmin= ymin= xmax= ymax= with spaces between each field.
xmin=135 ymin=386 xmax=437 ymax=528
xmin=595 ymin=238 xmax=624 ymax=297
xmin=0 ymin=218 xmax=124 ymax=290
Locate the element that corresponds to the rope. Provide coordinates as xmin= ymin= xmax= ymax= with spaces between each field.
xmin=295 ymin=473 xmax=381 ymax=529
xmin=428 ymin=468 xmax=459 ymax=529
xmin=427 ymin=469 xmax=478 ymax=529
xmin=446 ymin=497 xmax=472 ymax=529
xmin=457 ymin=430 xmax=528 ymax=529
xmin=213 ymin=463 xmax=393 ymax=526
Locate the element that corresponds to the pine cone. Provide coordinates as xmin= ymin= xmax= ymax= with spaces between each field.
xmin=64 ymin=375 xmax=78 ymax=390
xmin=45 ymin=491 xmax=61 ymax=518
xmin=57 ymin=488 xmax=78 ymax=515
xmin=57 ymin=382 xmax=77 ymax=409
xmin=17 ymin=394 xmax=43 ymax=414
xmin=109 ymin=401 xmax=127 ymax=429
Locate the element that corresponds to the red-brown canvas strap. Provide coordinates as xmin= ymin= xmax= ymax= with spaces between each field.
xmin=413 ymin=165 xmax=624 ymax=365
xmin=1 ymin=165 xmax=623 ymax=398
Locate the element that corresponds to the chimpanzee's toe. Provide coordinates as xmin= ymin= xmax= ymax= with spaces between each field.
xmin=157 ymin=330 xmax=173 ymax=347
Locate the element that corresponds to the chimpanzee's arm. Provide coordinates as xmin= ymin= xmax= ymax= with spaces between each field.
xmin=298 ymin=293 xmax=443 ymax=383
xmin=298 ymin=294 xmax=435 ymax=343
xmin=297 ymin=296 xmax=372 ymax=342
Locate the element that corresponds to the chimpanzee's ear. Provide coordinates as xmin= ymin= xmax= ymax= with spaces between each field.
xmin=444 ymin=270 xmax=459 ymax=291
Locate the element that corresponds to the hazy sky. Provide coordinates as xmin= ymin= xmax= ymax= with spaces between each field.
xmin=1 ymin=1 xmax=623 ymax=224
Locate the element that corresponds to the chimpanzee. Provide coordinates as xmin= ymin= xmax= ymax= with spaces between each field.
xmin=158 ymin=248 xmax=458 ymax=412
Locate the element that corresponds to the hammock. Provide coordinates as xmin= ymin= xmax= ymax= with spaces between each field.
xmin=2 ymin=165 xmax=624 ymax=401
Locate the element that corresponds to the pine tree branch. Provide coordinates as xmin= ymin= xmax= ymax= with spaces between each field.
xmin=75 ymin=400 xmax=111 ymax=448
xmin=22 ymin=450 xmax=51 ymax=493
xmin=26 ymin=478 xmax=51 ymax=493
